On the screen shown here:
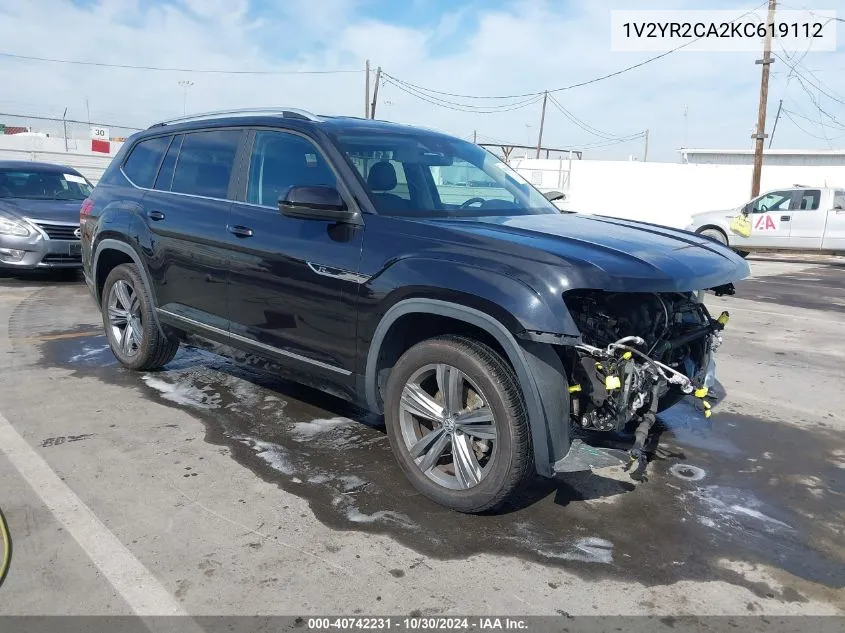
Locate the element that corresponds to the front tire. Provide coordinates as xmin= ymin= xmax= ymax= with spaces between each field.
xmin=699 ymin=227 xmax=728 ymax=246
xmin=384 ymin=335 xmax=532 ymax=513
xmin=101 ymin=263 xmax=178 ymax=371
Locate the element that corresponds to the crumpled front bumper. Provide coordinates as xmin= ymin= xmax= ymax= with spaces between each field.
xmin=0 ymin=222 xmax=82 ymax=269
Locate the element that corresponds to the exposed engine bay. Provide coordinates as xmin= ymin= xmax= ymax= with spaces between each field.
xmin=562 ymin=289 xmax=729 ymax=476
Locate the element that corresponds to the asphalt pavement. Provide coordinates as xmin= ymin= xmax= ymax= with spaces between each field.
xmin=0 ymin=256 xmax=843 ymax=618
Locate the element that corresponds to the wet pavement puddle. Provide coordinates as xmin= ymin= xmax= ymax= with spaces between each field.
xmin=39 ymin=333 xmax=845 ymax=599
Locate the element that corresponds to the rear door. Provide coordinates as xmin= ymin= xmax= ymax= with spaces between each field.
xmin=822 ymin=189 xmax=845 ymax=251
xmin=226 ymin=128 xmax=364 ymax=380
xmin=787 ymin=189 xmax=825 ymax=249
xmin=134 ymin=128 xmax=243 ymax=331
xmin=733 ymin=189 xmax=794 ymax=248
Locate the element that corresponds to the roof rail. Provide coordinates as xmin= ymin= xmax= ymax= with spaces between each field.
xmin=149 ymin=108 xmax=322 ymax=128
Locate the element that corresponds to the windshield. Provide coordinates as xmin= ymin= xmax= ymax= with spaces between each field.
xmin=332 ymin=131 xmax=558 ymax=218
xmin=0 ymin=168 xmax=93 ymax=201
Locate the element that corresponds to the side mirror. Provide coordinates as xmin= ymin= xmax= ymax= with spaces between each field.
xmin=279 ymin=186 xmax=359 ymax=224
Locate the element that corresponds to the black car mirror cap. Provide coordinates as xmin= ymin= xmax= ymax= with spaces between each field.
xmin=279 ymin=186 xmax=360 ymax=224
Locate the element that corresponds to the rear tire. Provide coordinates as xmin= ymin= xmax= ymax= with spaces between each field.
xmin=384 ymin=335 xmax=532 ymax=513
xmin=101 ymin=263 xmax=178 ymax=371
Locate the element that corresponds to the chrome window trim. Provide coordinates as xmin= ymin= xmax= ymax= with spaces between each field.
xmin=120 ymin=127 xmax=244 ymax=203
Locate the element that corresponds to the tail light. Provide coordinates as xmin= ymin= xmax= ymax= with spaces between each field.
xmin=80 ymin=198 xmax=94 ymax=219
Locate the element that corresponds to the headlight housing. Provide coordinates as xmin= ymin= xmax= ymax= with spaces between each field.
xmin=0 ymin=212 xmax=32 ymax=237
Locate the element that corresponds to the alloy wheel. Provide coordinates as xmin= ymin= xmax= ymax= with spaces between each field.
xmin=107 ymin=279 xmax=143 ymax=357
xmin=398 ymin=363 xmax=498 ymax=490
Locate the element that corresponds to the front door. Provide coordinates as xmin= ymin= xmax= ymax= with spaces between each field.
xmin=733 ymin=189 xmax=794 ymax=248
xmin=226 ymin=129 xmax=365 ymax=380
xmin=139 ymin=129 xmax=243 ymax=331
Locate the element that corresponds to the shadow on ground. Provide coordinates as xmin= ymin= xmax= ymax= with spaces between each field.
xmin=38 ymin=333 xmax=845 ymax=599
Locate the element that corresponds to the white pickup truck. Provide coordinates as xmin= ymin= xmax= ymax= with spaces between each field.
xmin=687 ymin=186 xmax=845 ymax=254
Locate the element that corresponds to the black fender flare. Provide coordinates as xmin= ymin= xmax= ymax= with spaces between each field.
xmin=365 ymin=298 xmax=570 ymax=477
xmin=93 ymin=238 xmax=164 ymax=335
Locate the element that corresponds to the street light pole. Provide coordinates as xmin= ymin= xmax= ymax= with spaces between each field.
xmin=177 ymin=80 xmax=194 ymax=115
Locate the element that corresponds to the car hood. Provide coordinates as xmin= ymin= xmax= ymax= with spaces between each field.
xmin=690 ymin=208 xmax=737 ymax=225
xmin=0 ymin=198 xmax=83 ymax=223
xmin=436 ymin=212 xmax=750 ymax=293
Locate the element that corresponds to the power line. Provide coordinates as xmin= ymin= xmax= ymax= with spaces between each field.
xmin=382 ymin=1 xmax=770 ymax=100
xmin=382 ymin=75 xmax=544 ymax=111
xmin=382 ymin=40 xmax=698 ymax=101
xmin=782 ymin=109 xmax=845 ymax=140
xmin=775 ymin=3 xmax=845 ymax=22
xmin=572 ymin=134 xmax=646 ymax=150
xmin=782 ymin=107 xmax=845 ymax=131
xmin=381 ymin=76 xmax=544 ymax=113
xmin=773 ymin=50 xmax=845 ymax=105
xmin=0 ymin=51 xmax=362 ymax=75
xmin=547 ymin=93 xmax=640 ymax=141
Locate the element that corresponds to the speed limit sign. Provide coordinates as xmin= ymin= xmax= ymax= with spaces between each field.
xmin=90 ymin=126 xmax=109 ymax=140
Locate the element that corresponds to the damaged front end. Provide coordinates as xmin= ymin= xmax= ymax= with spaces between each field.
xmin=557 ymin=289 xmax=730 ymax=478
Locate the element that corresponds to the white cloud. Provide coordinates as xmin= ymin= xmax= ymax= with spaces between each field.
xmin=0 ymin=0 xmax=842 ymax=160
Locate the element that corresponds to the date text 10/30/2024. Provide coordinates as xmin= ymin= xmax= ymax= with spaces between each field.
xmin=307 ymin=617 xmax=529 ymax=630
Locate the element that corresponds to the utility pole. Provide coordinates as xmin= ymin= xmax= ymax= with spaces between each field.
xmin=768 ymin=98 xmax=783 ymax=149
xmin=62 ymin=107 xmax=68 ymax=153
xmin=177 ymin=80 xmax=193 ymax=115
xmin=643 ymin=129 xmax=650 ymax=162
xmin=751 ymin=0 xmax=777 ymax=198
xmin=473 ymin=130 xmax=477 ymax=144
xmin=364 ymin=59 xmax=370 ymax=119
xmin=535 ymin=91 xmax=548 ymax=158
xmin=370 ymin=66 xmax=382 ymax=119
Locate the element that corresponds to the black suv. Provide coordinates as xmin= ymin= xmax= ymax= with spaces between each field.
xmin=82 ymin=108 xmax=749 ymax=512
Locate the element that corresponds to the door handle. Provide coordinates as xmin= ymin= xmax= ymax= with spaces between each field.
xmin=780 ymin=215 xmax=791 ymax=221
xmin=227 ymin=225 xmax=254 ymax=238
xmin=148 ymin=210 xmax=166 ymax=221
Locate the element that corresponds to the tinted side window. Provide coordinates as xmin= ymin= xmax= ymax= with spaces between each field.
xmin=153 ymin=135 xmax=182 ymax=191
xmin=797 ymin=189 xmax=820 ymax=211
xmin=246 ymin=131 xmax=337 ymax=206
xmin=835 ymin=191 xmax=845 ymax=209
xmin=123 ymin=136 xmax=170 ymax=188
xmin=171 ymin=130 xmax=241 ymax=199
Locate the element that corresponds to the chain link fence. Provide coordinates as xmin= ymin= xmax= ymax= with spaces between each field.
xmin=0 ymin=112 xmax=141 ymax=144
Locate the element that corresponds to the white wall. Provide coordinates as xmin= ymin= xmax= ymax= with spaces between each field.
xmin=0 ymin=135 xmax=122 ymax=184
xmin=513 ymin=157 xmax=845 ymax=228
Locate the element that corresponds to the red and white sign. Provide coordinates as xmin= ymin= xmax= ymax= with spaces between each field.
xmin=753 ymin=215 xmax=779 ymax=231
xmin=90 ymin=126 xmax=110 ymax=154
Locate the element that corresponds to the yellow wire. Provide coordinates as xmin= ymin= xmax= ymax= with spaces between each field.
xmin=0 ymin=508 xmax=10 ymax=587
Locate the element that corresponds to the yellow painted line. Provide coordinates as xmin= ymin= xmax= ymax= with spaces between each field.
xmin=14 ymin=330 xmax=103 ymax=344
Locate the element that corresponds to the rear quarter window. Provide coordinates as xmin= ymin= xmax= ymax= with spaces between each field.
xmin=122 ymin=135 xmax=171 ymax=188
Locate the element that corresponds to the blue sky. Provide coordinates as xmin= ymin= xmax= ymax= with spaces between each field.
xmin=2 ymin=0 xmax=844 ymax=161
